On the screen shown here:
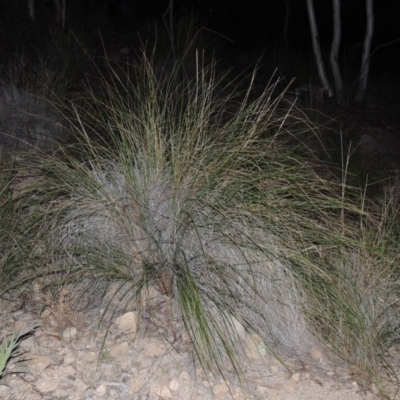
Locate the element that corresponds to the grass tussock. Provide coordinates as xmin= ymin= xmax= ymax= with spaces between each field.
xmin=1 ymin=53 xmax=400 ymax=392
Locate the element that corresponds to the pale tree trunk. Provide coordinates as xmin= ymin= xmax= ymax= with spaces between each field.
xmin=306 ymin=0 xmax=334 ymax=98
xmin=330 ymin=0 xmax=344 ymax=103
xmin=355 ymin=0 xmax=374 ymax=104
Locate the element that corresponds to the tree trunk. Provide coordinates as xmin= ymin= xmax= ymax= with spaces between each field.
xmin=330 ymin=0 xmax=344 ymax=103
xmin=355 ymin=0 xmax=374 ymax=104
xmin=306 ymin=0 xmax=333 ymax=98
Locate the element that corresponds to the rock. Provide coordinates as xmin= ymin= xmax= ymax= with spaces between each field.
xmin=151 ymin=385 xmax=172 ymax=399
xmin=58 ymin=364 xmax=76 ymax=376
xmin=63 ymin=326 xmax=77 ymax=340
xmin=168 ymin=378 xmax=180 ymax=391
xmin=213 ymin=382 xmax=230 ymax=398
xmin=79 ymin=351 xmax=97 ymax=363
xmin=74 ymin=377 xmax=89 ymax=393
xmin=128 ymin=377 xmax=146 ymax=393
xmin=291 ymin=372 xmax=301 ymax=382
xmin=310 ymin=346 xmax=323 ymax=361
xmin=34 ymin=378 xmax=60 ymax=393
xmin=227 ymin=313 xmax=246 ymax=340
xmin=142 ymin=341 xmax=168 ymax=357
xmin=270 ymin=365 xmax=280 ymax=374
xmin=62 ymin=352 xmax=76 ymax=364
xmin=245 ymin=333 xmax=267 ymax=359
xmin=109 ymin=342 xmax=130 ymax=362
xmin=96 ymin=384 xmax=107 ymax=396
xmin=115 ymin=311 xmax=138 ymax=334
xmin=276 ymin=370 xmax=291 ymax=380
xmin=28 ymin=354 xmax=53 ymax=373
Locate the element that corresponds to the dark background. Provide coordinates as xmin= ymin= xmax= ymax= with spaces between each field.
xmin=1 ymin=1 xmax=399 ymax=56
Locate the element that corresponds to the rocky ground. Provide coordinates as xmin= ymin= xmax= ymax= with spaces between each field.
xmin=0 ymin=284 xmax=393 ymax=400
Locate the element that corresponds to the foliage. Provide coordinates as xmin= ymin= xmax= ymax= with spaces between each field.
xmin=0 ymin=51 xmax=399 ymax=392
xmin=0 ymin=331 xmax=20 ymax=380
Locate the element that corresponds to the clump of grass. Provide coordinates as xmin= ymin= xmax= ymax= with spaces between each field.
xmin=0 ymin=326 xmax=38 ymax=381
xmin=0 ymin=331 xmax=20 ymax=379
xmin=2 ymin=52 xmax=400 ymax=392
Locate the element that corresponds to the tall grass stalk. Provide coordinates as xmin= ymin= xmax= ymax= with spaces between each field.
xmin=3 ymin=53 xmax=400 ymax=390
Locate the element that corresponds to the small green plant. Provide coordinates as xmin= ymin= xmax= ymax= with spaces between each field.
xmin=0 ymin=331 xmax=20 ymax=379
xmin=100 ymin=349 xmax=112 ymax=363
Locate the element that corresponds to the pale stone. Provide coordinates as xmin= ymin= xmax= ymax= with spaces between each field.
xmin=245 ymin=333 xmax=267 ymax=359
xmin=109 ymin=342 xmax=130 ymax=362
xmin=74 ymin=377 xmax=89 ymax=393
xmin=352 ymin=381 xmax=359 ymax=390
xmin=151 ymin=385 xmax=172 ymax=399
xmin=14 ymin=320 xmax=28 ymax=331
xmin=310 ymin=346 xmax=323 ymax=360
xmin=128 ymin=377 xmax=146 ymax=393
xmin=34 ymin=378 xmax=60 ymax=393
xmin=270 ymin=365 xmax=280 ymax=374
xmin=256 ymin=385 xmax=269 ymax=395
xmin=178 ymin=370 xmax=191 ymax=383
xmin=232 ymin=316 xmax=246 ymax=340
xmin=276 ymin=370 xmax=291 ymax=380
xmin=28 ymin=355 xmax=53 ymax=372
xmin=139 ymin=286 xmax=159 ymax=309
xmin=59 ymin=365 xmax=76 ymax=376
xmin=291 ymin=372 xmax=301 ymax=382
xmin=42 ymin=369 xmax=62 ymax=379
xmin=223 ymin=312 xmax=246 ymax=340
xmin=79 ymin=351 xmax=97 ymax=363
xmin=58 ymin=348 xmax=68 ymax=356
xmin=142 ymin=341 xmax=167 ymax=357
xmin=96 ymin=384 xmax=107 ymax=396
xmin=0 ymin=386 xmax=10 ymax=396
xmin=63 ymin=352 xmax=76 ymax=364
xmin=115 ymin=311 xmax=138 ymax=333
xmin=63 ymin=326 xmax=77 ymax=340
xmin=371 ymin=383 xmax=379 ymax=395
xmin=213 ymin=382 xmax=229 ymax=398
xmin=168 ymin=379 xmax=180 ymax=391
xmin=22 ymin=373 xmax=36 ymax=383
xmin=14 ymin=388 xmax=42 ymax=400
xmin=159 ymin=385 xmax=173 ymax=399
xmin=231 ymin=388 xmax=247 ymax=400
